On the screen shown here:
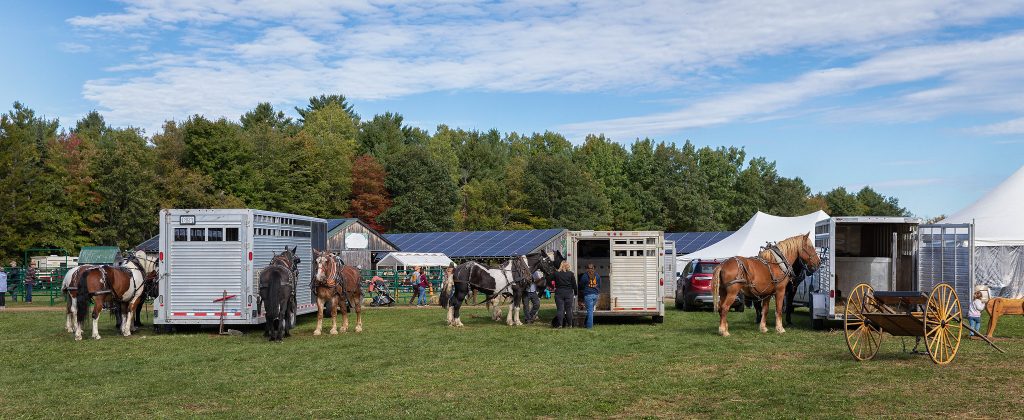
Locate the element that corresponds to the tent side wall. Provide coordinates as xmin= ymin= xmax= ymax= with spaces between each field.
xmin=976 ymin=245 xmax=1024 ymax=298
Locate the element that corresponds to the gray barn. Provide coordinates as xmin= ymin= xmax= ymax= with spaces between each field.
xmin=326 ymin=218 xmax=398 ymax=270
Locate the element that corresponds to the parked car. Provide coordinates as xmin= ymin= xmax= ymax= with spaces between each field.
xmin=675 ymin=259 xmax=743 ymax=311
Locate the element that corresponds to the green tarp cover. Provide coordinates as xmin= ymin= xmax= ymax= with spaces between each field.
xmin=78 ymin=246 xmax=120 ymax=265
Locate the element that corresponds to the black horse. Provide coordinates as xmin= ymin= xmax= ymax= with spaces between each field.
xmin=259 ymin=246 xmax=299 ymax=342
xmin=752 ymin=257 xmax=814 ymax=326
xmin=441 ymin=251 xmax=560 ymax=327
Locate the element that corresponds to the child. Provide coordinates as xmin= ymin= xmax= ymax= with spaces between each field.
xmin=967 ymin=290 xmax=985 ymax=337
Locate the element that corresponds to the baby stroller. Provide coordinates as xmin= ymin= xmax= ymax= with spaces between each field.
xmin=369 ymin=276 xmax=395 ymax=307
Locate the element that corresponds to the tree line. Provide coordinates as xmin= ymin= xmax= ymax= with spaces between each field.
xmin=0 ymin=96 xmax=909 ymax=261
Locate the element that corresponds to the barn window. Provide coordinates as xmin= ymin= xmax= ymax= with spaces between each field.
xmin=190 ymin=228 xmax=206 ymax=241
xmin=174 ymin=228 xmax=187 ymax=241
xmin=208 ymin=228 xmax=223 ymax=242
xmin=226 ymin=228 xmax=239 ymax=241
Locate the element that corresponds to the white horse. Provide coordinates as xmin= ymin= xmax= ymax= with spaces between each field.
xmin=61 ymin=265 xmax=91 ymax=339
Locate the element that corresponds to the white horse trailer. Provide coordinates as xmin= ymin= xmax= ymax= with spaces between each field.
xmin=154 ymin=209 xmax=328 ymax=326
xmin=795 ymin=216 xmax=974 ymax=329
xmin=567 ymin=230 xmax=665 ymax=322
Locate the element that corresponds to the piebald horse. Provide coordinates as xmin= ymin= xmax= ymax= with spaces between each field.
xmin=71 ymin=251 xmax=159 ymax=340
xmin=441 ymin=251 xmax=559 ymax=327
xmin=312 ymin=250 xmax=364 ymax=335
xmin=713 ymin=233 xmax=820 ymax=337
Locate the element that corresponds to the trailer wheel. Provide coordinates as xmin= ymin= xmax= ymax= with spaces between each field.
xmin=652 ymin=315 xmax=664 ymax=324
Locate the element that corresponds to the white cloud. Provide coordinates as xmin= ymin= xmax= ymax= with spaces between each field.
xmin=58 ymin=42 xmax=92 ymax=53
xmin=969 ymin=117 xmax=1024 ymax=135
xmin=67 ymin=0 xmax=1024 ymax=133
xmin=562 ymin=32 xmax=1024 ymax=139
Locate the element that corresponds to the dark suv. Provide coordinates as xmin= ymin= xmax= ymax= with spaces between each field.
xmin=675 ymin=259 xmax=743 ymax=311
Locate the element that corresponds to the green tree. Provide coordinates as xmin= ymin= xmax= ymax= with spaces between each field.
xmin=299 ymin=102 xmax=358 ymax=217
xmin=575 ymin=135 xmax=636 ymax=229
xmin=296 ymin=94 xmax=359 ymax=125
xmin=90 ymin=128 xmax=159 ymax=248
xmin=856 ymin=186 xmax=909 ymax=216
xmin=241 ymin=102 xmax=295 ymax=133
xmin=820 ymin=187 xmax=868 ymax=216
xmin=378 ymin=144 xmax=459 ymax=232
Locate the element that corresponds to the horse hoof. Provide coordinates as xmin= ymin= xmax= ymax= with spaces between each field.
xmin=776 ymin=328 xmax=786 ymax=334
xmin=313 ymin=330 xmax=322 ymax=336
xmin=74 ymin=335 xmax=82 ymax=341
xmin=330 ymin=329 xmax=338 ymax=335
xmin=355 ymin=326 xmax=363 ymax=333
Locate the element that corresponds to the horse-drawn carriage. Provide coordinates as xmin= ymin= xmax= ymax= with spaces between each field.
xmin=843 ymin=282 xmax=1001 ymax=364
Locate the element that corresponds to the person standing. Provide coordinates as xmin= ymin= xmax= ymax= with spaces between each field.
xmin=552 ymin=261 xmax=576 ymax=328
xmin=577 ymin=264 xmax=601 ymax=329
xmin=416 ymin=268 xmax=429 ymax=306
xmin=968 ymin=291 xmax=985 ymax=337
xmin=24 ymin=266 xmax=36 ymax=304
xmin=408 ymin=266 xmax=420 ymax=306
xmin=522 ymin=270 xmax=542 ymax=324
xmin=0 ymin=267 xmax=7 ymax=310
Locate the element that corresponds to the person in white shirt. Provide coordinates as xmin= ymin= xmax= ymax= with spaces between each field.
xmin=967 ymin=291 xmax=985 ymax=337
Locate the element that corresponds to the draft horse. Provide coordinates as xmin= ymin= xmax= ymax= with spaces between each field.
xmin=441 ymin=251 xmax=559 ymax=327
xmin=312 ymin=250 xmax=364 ymax=335
xmin=259 ymin=246 xmax=299 ymax=342
xmin=713 ymin=233 xmax=820 ymax=337
xmin=71 ymin=251 xmax=159 ymax=340
xmin=752 ymin=257 xmax=811 ymax=326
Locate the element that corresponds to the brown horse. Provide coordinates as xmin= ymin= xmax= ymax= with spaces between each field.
xmin=985 ymin=297 xmax=1024 ymax=338
xmin=74 ymin=252 xmax=158 ymax=340
xmin=713 ymin=233 xmax=821 ymax=337
xmin=312 ymin=250 xmax=364 ymax=335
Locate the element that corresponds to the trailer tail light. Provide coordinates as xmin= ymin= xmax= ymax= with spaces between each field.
xmin=659 ymin=278 xmax=664 ymax=286
xmin=829 ymin=290 xmax=835 ymax=298
xmin=159 ymin=251 xmax=163 ymax=261
xmin=248 ymin=251 xmax=253 ymax=261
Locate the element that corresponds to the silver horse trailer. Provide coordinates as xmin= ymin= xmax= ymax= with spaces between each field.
xmin=567 ymin=230 xmax=665 ymax=323
xmin=154 ymin=209 xmax=327 ymax=326
xmin=796 ymin=216 xmax=973 ymax=329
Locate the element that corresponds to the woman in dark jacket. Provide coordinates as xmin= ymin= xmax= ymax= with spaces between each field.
xmin=552 ymin=261 xmax=576 ymax=328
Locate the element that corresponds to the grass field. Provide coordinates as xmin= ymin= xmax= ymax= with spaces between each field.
xmin=1 ymin=300 xmax=1022 ymax=419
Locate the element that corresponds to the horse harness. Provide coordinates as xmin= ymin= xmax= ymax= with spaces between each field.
xmin=466 ymin=258 xmax=532 ymax=306
xmin=726 ymin=243 xmax=794 ymax=296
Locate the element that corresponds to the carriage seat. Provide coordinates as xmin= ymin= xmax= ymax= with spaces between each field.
xmin=872 ymin=291 xmax=927 ymax=306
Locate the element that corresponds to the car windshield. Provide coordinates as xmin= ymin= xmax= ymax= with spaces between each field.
xmin=694 ymin=263 xmax=717 ymax=274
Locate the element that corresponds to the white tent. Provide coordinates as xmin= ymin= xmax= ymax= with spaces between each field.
xmin=941 ymin=165 xmax=1024 ymax=297
xmin=681 ymin=210 xmax=830 ymax=262
xmin=377 ymin=252 xmax=453 ymax=269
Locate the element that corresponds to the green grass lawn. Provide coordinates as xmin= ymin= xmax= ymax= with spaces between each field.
xmin=1 ymin=301 xmax=1022 ymax=419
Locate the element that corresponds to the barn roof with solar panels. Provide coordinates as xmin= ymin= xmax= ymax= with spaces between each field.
xmin=384 ymin=229 xmax=567 ymax=260
xmin=664 ymin=231 xmax=733 ymax=255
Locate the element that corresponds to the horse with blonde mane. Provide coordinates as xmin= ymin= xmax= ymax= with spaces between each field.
xmin=713 ymin=233 xmax=820 ymax=337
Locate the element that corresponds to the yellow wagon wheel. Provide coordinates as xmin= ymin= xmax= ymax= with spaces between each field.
xmin=844 ymin=283 xmax=883 ymax=361
xmin=924 ymin=283 xmax=963 ymax=365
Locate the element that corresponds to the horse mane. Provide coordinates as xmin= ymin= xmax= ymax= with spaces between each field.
xmin=758 ymin=234 xmax=809 ymax=261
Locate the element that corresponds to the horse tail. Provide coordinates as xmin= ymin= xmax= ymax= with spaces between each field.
xmin=76 ymin=267 xmax=93 ymax=324
xmin=712 ymin=263 xmax=722 ymax=312
xmin=441 ymin=274 xmax=454 ymax=309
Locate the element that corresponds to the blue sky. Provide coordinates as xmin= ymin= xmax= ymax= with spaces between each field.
xmin=3 ymin=1 xmax=1024 ymax=219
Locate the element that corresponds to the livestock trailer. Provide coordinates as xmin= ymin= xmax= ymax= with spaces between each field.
xmin=567 ymin=230 xmax=665 ymax=322
xmin=794 ymin=216 xmax=973 ymax=328
xmin=154 ymin=209 xmax=327 ymax=326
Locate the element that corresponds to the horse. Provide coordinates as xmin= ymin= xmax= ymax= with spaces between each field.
xmin=312 ymin=250 xmax=364 ymax=335
xmin=985 ymin=297 xmax=1024 ymax=338
xmin=713 ymin=233 xmax=820 ymax=337
xmin=73 ymin=251 xmax=159 ymax=340
xmin=442 ymin=252 xmax=552 ymax=327
xmin=259 ymin=246 xmax=299 ymax=342
xmin=752 ymin=257 xmax=810 ymax=326
xmin=62 ymin=264 xmax=95 ymax=338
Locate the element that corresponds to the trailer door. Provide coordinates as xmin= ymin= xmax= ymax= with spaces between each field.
xmin=610 ymin=236 xmax=659 ymax=311
xmin=165 ymin=213 xmax=247 ymax=322
xmin=918 ymin=223 xmax=974 ymax=314
xmin=806 ymin=219 xmax=834 ymax=319
xmin=663 ymin=240 xmax=676 ymax=297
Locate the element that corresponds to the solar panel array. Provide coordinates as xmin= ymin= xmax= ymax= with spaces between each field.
xmin=385 ymin=229 xmax=565 ymax=259
xmin=665 ymin=231 xmax=733 ymax=255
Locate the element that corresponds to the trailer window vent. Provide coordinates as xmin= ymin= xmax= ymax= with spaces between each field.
xmin=174 ymin=228 xmax=187 ymax=241
xmin=226 ymin=228 xmax=239 ymax=241
xmin=190 ymin=228 xmax=206 ymax=241
xmin=208 ymin=228 xmax=223 ymax=242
